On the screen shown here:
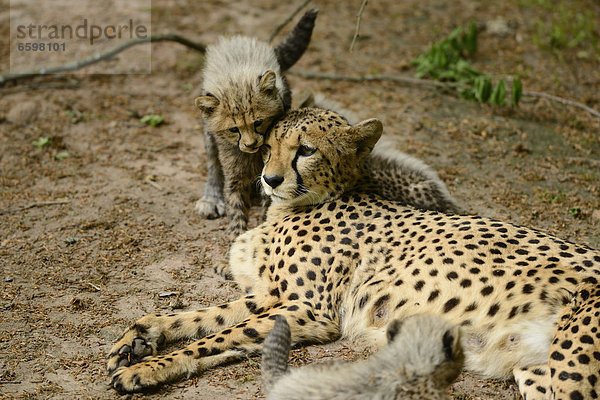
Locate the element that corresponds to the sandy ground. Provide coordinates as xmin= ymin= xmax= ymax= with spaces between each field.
xmin=0 ymin=0 xmax=599 ymax=399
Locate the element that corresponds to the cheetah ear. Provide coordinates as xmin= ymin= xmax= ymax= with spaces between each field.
xmin=345 ymin=118 xmax=383 ymax=159
xmin=442 ymin=326 xmax=461 ymax=360
xmin=258 ymin=70 xmax=278 ymax=95
xmin=195 ymin=94 xmax=220 ymax=117
xmin=386 ymin=319 xmax=403 ymax=343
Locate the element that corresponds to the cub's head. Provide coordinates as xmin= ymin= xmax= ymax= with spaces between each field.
xmin=385 ymin=314 xmax=463 ymax=387
xmin=195 ymin=70 xmax=285 ymax=153
xmin=262 ymin=108 xmax=382 ymax=207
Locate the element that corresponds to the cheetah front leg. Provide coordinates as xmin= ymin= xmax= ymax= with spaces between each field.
xmin=195 ymin=129 xmax=226 ymax=219
xmin=110 ymin=301 xmax=340 ymax=393
xmin=548 ymin=282 xmax=600 ymax=400
xmin=107 ymin=294 xmax=265 ymax=375
xmin=513 ymin=364 xmax=552 ymax=400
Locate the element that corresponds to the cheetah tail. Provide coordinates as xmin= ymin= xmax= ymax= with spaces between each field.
xmin=261 ymin=315 xmax=291 ymax=393
xmin=273 ymin=8 xmax=319 ymax=72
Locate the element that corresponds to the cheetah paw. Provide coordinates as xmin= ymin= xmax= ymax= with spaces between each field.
xmin=195 ymin=195 xmax=226 ymax=219
xmin=110 ymin=363 xmax=159 ymax=394
xmin=107 ymin=337 xmax=155 ymax=375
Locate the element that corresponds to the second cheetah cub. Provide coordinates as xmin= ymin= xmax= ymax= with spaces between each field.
xmin=262 ymin=314 xmax=464 ymax=400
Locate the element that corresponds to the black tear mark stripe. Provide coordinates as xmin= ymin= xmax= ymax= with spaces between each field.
xmin=291 ymin=149 xmax=306 ymax=195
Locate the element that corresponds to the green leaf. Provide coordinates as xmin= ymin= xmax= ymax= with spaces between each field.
xmin=474 ymin=76 xmax=492 ymax=103
xmin=489 ymin=80 xmax=506 ymax=107
xmin=511 ymin=77 xmax=523 ymax=107
xmin=54 ymin=151 xmax=70 ymax=160
xmin=140 ymin=114 xmax=164 ymax=127
xmin=463 ymin=22 xmax=478 ymax=55
xmin=32 ymin=137 xmax=50 ymax=149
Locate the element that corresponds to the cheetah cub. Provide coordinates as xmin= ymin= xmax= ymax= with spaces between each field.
xmin=194 ymin=9 xmax=319 ymax=239
xmin=262 ymin=314 xmax=464 ymax=400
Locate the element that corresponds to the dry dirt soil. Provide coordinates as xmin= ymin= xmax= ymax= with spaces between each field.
xmin=1 ymin=0 xmax=599 ymax=399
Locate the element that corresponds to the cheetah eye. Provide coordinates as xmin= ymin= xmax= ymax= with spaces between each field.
xmin=254 ymin=119 xmax=264 ymax=129
xmin=298 ymin=145 xmax=316 ymax=157
xmin=229 ymin=127 xmax=240 ymax=133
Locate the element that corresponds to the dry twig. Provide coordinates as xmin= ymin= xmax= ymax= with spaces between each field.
xmin=0 ymin=200 xmax=70 ymax=215
xmin=268 ymin=0 xmax=313 ymax=43
xmin=289 ymin=70 xmax=600 ymax=121
xmin=523 ymin=91 xmax=600 ymax=120
xmin=0 ymin=34 xmax=205 ymax=85
xmin=350 ymin=0 xmax=369 ymax=52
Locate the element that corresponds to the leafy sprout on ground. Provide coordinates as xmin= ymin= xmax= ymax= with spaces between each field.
xmin=32 ymin=137 xmax=50 ymax=149
xmin=412 ymin=22 xmax=522 ymax=107
xmin=140 ymin=114 xmax=165 ymax=127
xmin=54 ymin=151 xmax=70 ymax=161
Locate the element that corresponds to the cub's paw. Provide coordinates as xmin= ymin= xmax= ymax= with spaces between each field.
xmin=110 ymin=363 xmax=159 ymax=394
xmin=107 ymin=336 xmax=158 ymax=374
xmin=195 ymin=195 xmax=226 ymax=219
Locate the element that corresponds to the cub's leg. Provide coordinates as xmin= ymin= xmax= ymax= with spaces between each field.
xmin=107 ymin=294 xmax=265 ymax=374
xmin=224 ymin=177 xmax=252 ymax=241
xmin=513 ymin=364 xmax=552 ymax=400
xmin=110 ymin=301 xmax=340 ymax=393
xmin=548 ymin=283 xmax=600 ymax=400
xmin=195 ymin=129 xmax=226 ymax=219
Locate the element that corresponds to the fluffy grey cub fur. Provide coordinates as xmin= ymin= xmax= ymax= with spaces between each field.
xmin=262 ymin=314 xmax=464 ymax=400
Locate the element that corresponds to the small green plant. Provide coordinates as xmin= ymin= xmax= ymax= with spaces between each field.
xmin=53 ymin=151 xmax=70 ymax=161
xmin=413 ymin=23 xmax=522 ymax=107
xmin=32 ymin=137 xmax=50 ymax=149
xmin=140 ymin=114 xmax=164 ymax=127
xmin=568 ymin=207 xmax=582 ymax=218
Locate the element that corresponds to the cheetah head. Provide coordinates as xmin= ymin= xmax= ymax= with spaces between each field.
xmin=262 ymin=108 xmax=382 ymax=207
xmin=195 ymin=70 xmax=284 ymax=153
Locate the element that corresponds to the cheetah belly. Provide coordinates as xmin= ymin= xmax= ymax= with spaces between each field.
xmin=342 ymin=293 xmax=558 ymax=379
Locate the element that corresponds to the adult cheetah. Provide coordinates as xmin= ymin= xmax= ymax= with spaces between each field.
xmin=261 ymin=314 xmax=464 ymax=400
xmin=108 ymin=108 xmax=600 ymax=399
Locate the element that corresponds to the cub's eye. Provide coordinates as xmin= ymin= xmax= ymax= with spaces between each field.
xmin=298 ymin=145 xmax=316 ymax=157
xmin=253 ymin=119 xmax=264 ymax=129
xmin=229 ymin=127 xmax=240 ymax=133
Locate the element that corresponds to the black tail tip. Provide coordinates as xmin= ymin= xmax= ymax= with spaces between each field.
xmin=303 ymin=8 xmax=319 ymax=20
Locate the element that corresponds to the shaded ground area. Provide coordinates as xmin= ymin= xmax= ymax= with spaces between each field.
xmin=0 ymin=0 xmax=598 ymax=398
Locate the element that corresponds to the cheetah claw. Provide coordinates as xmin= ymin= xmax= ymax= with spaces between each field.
xmin=107 ymin=337 xmax=155 ymax=374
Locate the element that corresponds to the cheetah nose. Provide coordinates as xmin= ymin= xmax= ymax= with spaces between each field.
xmin=244 ymin=140 xmax=259 ymax=149
xmin=263 ymin=174 xmax=284 ymax=188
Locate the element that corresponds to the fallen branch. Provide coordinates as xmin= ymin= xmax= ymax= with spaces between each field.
xmin=0 ymin=200 xmax=70 ymax=215
xmin=0 ymin=33 xmax=206 ymax=85
xmin=268 ymin=0 xmax=313 ymax=43
xmin=289 ymin=70 xmax=464 ymax=89
xmin=350 ymin=0 xmax=369 ymax=52
xmin=523 ymin=90 xmax=600 ymax=120
xmin=289 ymin=70 xmax=600 ymax=121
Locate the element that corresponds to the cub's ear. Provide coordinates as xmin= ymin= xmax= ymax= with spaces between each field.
xmin=345 ymin=118 xmax=383 ymax=159
xmin=298 ymin=92 xmax=315 ymax=108
xmin=195 ymin=95 xmax=220 ymax=116
xmin=386 ymin=319 xmax=403 ymax=343
xmin=258 ymin=70 xmax=277 ymax=95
